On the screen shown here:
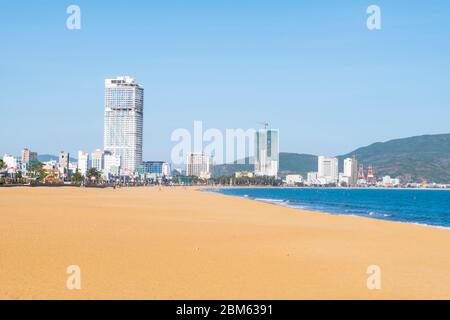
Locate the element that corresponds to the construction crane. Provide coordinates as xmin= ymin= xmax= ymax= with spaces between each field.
xmin=258 ymin=122 xmax=269 ymax=129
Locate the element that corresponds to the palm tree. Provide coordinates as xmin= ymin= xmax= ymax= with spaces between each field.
xmin=71 ymin=171 xmax=84 ymax=184
xmin=28 ymin=162 xmax=44 ymax=180
xmin=86 ymin=168 xmax=102 ymax=183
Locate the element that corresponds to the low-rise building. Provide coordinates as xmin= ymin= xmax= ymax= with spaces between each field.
xmin=143 ymin=161 xmax=170 ymax=177
xmin=3 ymin=154 xmax=18 ymax=169
xmin=235 ymin=171 xmax=254 ymax=178
xmin=382 ymin=175 xmax=401 ymax=187
xmin=285 ymin=174 xmax=303 ymax=186
xmin=306 ymin=172 xmax=319 ymax=185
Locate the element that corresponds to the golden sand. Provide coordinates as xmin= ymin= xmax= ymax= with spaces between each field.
xmin=0 ymin=186 xmax=449 ymax=300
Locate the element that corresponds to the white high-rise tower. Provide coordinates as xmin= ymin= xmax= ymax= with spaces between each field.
xmin=104 ymin=76 xmax=144 ymax=173
xmin=254 ymin=128 xmax=279 ymax=177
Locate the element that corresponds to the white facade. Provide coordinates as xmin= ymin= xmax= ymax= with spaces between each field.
xmin=285 ymin=174 xmax=303 ymax=186
xmin=3 ymin=154 xmax=18 ymax=169
xmin=186 ymin=153 xmax=212 ymax=179
xmin=104 ymin=153 xmax=121 ymax=178
xmin=343 ymin=158 xmax=352 ymax=178
xmin=382 ymin=176 xmax=392 ymax=185
xmin=318 ymin=156 xmax=339 ymax=184
xmin=162 ymin=162 xmax=170 ymax=177
xmin=343 ymin=157 xmax=358 ymax=186
xmin=306 ymin=172 xmax=319 ymax=185
xmin=77 ymin=151 xmax=90 ymax=176
xmin=104 ymin=76 xmax=144 ymax=173
xmin=91 ymin=149 xmax=105 ymax=171
xmin=69 ymin=162 xmax=78 ymax=174
xmin=254 ymin=129 xmax=279 ymax=177
xmin=382 ymin=176 xmax=400 ymax=187
xmin=43 ymin=160 xmax=57 ymax=170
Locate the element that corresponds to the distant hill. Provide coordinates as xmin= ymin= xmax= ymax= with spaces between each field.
xmin=38 ymin=154 xmax=77 ymax=163
xmin=213 ymin=134 xmax=450 ymax=183
xmin=213 ymin=153 xmax=317 ymax=177
xmin=338 ymin=134 xmax=450 ymax=183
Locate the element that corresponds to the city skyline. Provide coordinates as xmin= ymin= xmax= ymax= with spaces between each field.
xmin=1 ymin=1 xmax=450 ymax=161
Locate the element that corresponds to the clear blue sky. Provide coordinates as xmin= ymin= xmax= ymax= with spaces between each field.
xmin=1 ymin=0 xmax=449 ymax=162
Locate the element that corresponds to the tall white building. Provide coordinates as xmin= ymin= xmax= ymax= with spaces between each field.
xmin=91 ymin=149 xmax=105 ymax=171
xmin=186 ymin=153 xmax=212 ymax=179
xmin=254 ymin=128 xmax=279 ymax=177
xmin=318 ymin=156 xmax=339 ymax=184
xmin=104 ymin=76 xmax=144 ymax=173
xmin=104 ymin=152 xmax=121 ymax=178
xmin=343 ymin=156 xmax=358 ymax=186
xmin=77 ymin=151 xmax=90 ymax=176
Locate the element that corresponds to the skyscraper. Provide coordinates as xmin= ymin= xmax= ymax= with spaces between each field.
xmin=104 ymin=76 xmax=144 ymax=173
xmin=254 ymin=128 xmax=279 ymax=177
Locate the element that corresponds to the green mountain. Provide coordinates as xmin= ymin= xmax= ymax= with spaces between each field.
xmin=214 ymin=134 xmax=450 ymax=183
xmin=338 ymin=134 xmax=450 ymax=183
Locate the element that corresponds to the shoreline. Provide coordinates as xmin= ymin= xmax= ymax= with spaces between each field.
xmin=1 ymin=186 xmax=450 ymax=299
xmin=204 ymin=187 xmax=450 ymax=231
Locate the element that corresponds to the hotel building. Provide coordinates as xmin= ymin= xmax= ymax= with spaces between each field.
xmin=343 ymin=156 xmax=358 ymax=186
xmin=186 ymin=153 xmax=212 ymax=179
xmin=318 ymin=156 xmax=339 ymax=184
xmin=104 ymin=76 xmax=144 ymax=173
xmin=254 ymin=128 xmax=279 ymax=177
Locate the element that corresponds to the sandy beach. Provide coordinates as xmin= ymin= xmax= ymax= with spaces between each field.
xmin=0 ymin=186 xmax=449 ymax=300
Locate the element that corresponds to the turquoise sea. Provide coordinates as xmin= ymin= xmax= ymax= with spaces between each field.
xmin=209 ymin=188 xmax=450 ymax=229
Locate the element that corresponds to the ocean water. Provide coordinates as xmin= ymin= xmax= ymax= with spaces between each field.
xmin=209 ymin=188 xmax=450 ymax=229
